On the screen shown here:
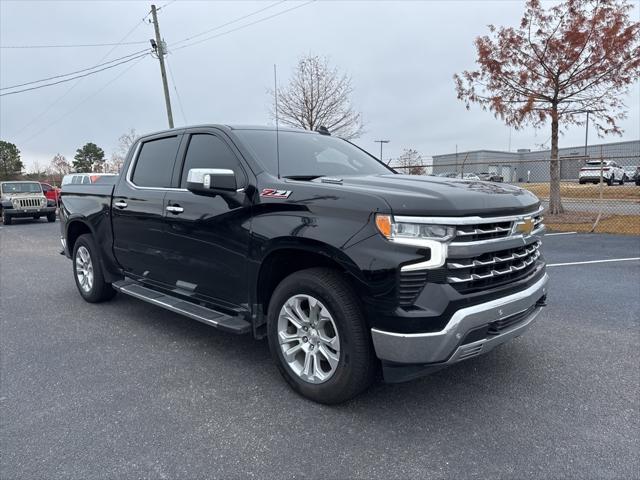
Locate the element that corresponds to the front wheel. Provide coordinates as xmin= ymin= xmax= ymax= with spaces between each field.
xmin=47 ymin=212 xmax=56 ymax=222
xmin=72 ymin=234 xmax=116 ymax=303
xmin=2 ymin=210 xmax=12 ymax=225
xmin=607 ymin=175 xmax=614 ymax=186
xmin=267 ymin=268 xmax=375 ymax=404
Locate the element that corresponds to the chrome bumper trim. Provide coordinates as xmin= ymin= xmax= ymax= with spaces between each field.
xmin=371 ymin=273 xmax=549 ymax=364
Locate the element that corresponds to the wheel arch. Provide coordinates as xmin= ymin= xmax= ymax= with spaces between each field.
xmin=254 ymin=238 xmax=367 ymax=319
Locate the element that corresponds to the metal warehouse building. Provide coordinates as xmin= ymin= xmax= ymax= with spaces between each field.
xmin=432 ymin=139 xmax=639 ymax=183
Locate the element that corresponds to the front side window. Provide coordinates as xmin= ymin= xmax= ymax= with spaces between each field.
xmin=180 ymin=134 xmax=244 ymax=188
xmin=131 ymin=136 xmax=180 ymax=188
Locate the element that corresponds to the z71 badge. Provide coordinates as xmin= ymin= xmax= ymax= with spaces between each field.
xmin=260 ymin=188 xmax=292 ymax=199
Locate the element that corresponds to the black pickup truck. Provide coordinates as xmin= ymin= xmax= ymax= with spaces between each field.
xmin=60 ymin=125 xmax=548 ymax=404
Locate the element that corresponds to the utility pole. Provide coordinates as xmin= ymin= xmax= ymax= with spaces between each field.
xmin=375 ymin=139 xmax=390 ymax=163
xmin=151 ymin=4 xmax=174 ymax=128
xmin=584 ymin=110 xmax=590 ymax=158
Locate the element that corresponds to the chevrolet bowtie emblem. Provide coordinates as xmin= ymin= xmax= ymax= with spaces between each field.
xmin=514 ymin=217 xmax=534 ymax=235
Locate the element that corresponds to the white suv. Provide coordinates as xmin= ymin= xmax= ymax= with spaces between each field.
xmin=579 ymin=160 xmax=625 ymax=186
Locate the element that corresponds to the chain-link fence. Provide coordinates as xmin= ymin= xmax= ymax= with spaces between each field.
xmin=392 ymin=147 xmax=640 ymax=235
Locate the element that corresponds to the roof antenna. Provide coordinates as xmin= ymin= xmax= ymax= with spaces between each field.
xmin=274 ymin=64 xmax=281 ymax=179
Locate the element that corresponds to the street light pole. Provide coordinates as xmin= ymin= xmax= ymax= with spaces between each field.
xmin=374 ymin=140 xmax=390 ymax=163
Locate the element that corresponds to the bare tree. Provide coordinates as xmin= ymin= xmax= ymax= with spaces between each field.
xmin=272 ymin=55 xmax=364 ymax=139
xmin=106 ymin=129 xmax=137 ymax=173
xmin=454 ymin=0 xmax=640 ymax=214
xmin=48 ymin=153 xmax=71 ymax=185
xmin=393 ymin=149 xmax=425 ymax=175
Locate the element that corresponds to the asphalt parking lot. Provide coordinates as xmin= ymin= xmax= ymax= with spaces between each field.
xmin=1 ymin=221 xmax=639 ymax=479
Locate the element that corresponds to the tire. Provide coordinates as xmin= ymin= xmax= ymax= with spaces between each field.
xmin=72 ymin=234 xmax=116 ymax=303
xmin=2 ymin=210 xmax=12 ymax=225
xmin=267 ymin=267 xmax=375 ymax=404
xmin=607 ymin=175 xmax=614 ymax=186
xmin=619 ymin=176 xmax=624 ymax=186
xmin=47 ymin=212 xmax=56 ymax=223
xmin=579 ymin=179 xmax=585 ymax=185
xmin=33 ymin=215 xmax=40 ymax=220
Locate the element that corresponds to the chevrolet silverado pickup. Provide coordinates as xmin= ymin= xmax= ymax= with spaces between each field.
xmin=60 ymin=125 xmax=548 ymax=404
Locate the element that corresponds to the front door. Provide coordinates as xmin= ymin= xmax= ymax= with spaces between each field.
xmin=112 ymin=133 xmax=182 ymax=285
xmin=162 ymin=131 xmax=252 ymax=307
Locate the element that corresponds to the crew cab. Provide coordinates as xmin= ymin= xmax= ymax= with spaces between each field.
xmin=59 ymin=125 xmax=548 ymax=404
xmin=1 ymin=181 xmax=57 ymax=225
xmin=579 ymin=160 xmax=625 ymax=185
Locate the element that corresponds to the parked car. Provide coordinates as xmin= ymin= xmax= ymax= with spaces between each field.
xmin=435 ymin=172 xmax=481 ymax=180
xmin=477 ymin=172 xmax=504 ymax=182
xmin=61 ymin=173 xmax=118 ymax=186
xmin=578 ymin=160 xmax=625 ymax=185
xmin=622 ymin=166 xmax=637 ymax=182
xmin=40 ymin=182 xmax=61 ymax=205
xmin=461 ymin=172 xmax=481 ymax=181
xmin=636 ymin=166 xmax=640 ymax=186
xmin=0 ymin=181 xmax=57 ymax=225
xmin=60 ymin=124 xmax=547 ymax=404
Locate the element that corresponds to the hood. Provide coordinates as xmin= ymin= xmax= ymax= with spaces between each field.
xmin=314 ymin=174 xmax=540 ymax=217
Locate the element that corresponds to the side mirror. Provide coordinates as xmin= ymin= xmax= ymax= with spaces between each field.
xmin=186 ymin=168 xmax=237 ymax=196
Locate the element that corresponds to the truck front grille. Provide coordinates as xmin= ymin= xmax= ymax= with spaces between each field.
xmin=446 ymin=241 xmax=542 ymax=294
xmin=17 ymin=198 xmax=41 ymax=208
xmin=453 ymin=220 xmax=513 ymax=242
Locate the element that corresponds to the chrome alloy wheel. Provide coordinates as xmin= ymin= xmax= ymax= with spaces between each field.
xmin=277 ymin=294 xmax=341 ymax=384
xmin=75 ymin=245 xmax=94 ymax=293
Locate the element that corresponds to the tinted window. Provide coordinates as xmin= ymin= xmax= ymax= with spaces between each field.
xmin=233 ymin=130 xmax=393 ymax=178
xmin=180 ymin=134 xmax=243 ymax=188
xmin=132 ymin=136 xmax=180 ymax=188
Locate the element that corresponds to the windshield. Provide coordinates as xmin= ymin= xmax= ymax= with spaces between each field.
xmin=1 ymin=182 xmax=42 ymax=194
xmin=233 ymin=129 xmax=394 ymax=178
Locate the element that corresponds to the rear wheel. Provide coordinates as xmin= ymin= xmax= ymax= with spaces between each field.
xmin=619 ymin=176 xmax=624 ymax=185
xmin=607 ymin=175 xmax=614 ymax=186
xmin=267 ymin=268 xmax=375 ymax=404
xmin=72 ymin=234 xmax=116 ymax=303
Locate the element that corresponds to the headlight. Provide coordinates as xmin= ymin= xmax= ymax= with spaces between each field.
xmin=375 ymin=214 xmax=455 ymax=242
xmin=12 ymin=199 xmax=19 ymax=208
xmin=41 ymin=199 xmax=47 ymax=207
xmin=375 ymin=214 xmax=453 ymax=270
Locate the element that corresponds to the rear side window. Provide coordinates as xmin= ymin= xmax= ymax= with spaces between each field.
xmin=131 ymin=136 xmax=180 ymax=188
xmin=180 ymin=134 xmax=244 ymax=188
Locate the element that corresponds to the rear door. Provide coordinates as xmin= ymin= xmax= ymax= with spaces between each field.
xmin=162 ymin=129 xmax=253 ymax=307
xmin=112 ymin=132 xmax=183 ymax=285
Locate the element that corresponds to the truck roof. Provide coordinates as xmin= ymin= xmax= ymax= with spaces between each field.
xmin=138 ymin=124 xmax=320 ymax=139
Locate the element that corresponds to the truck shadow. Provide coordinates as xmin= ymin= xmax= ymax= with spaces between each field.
xmin=112 ymin=293 xmax=545 ymax=419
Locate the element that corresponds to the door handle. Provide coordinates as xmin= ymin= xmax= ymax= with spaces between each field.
xmin=114 ymin=201 xmax=128 ymax=209
xmin=166 ymin=205 xmax=184 ymax=214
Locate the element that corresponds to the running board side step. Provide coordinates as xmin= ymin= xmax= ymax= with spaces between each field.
xmin=112 ymin=280 xmax=251 ymax=334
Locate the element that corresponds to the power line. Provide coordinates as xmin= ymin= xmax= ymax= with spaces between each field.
xmin=172 ymin=0 xmax=315 ymax=52
xmin=0 ymin=40 xmax=148 ymax=49
xmin=1 ymin=52 xmax=150 ymax=97
xmin=166 ymin=58 xmax=188 ymax=125
xmin=170 ymin=0 xmax=286 ymax=48
xmin=20 ymin=55 xmax=149 ymax=145
xmin=11 ymin=16 xmax=150 ymax=139
xmin=1 ymin=49 xmax=149 ymax=91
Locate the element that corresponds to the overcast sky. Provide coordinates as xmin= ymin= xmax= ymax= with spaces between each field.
xmin=1 ymin=0 xmax=638 ymax=171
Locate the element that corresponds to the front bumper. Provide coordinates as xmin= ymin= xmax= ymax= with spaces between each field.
xmin=371 ymin=273 xmax=548 ymax=369
xmin=4 ymin=206 xmax=56 ymax=218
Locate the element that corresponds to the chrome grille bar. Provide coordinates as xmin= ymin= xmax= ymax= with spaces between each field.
xmin=447 ymin=241 xmax=541 ymax=269
xmin=447 ymin=250 xmax=541 ymax=284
